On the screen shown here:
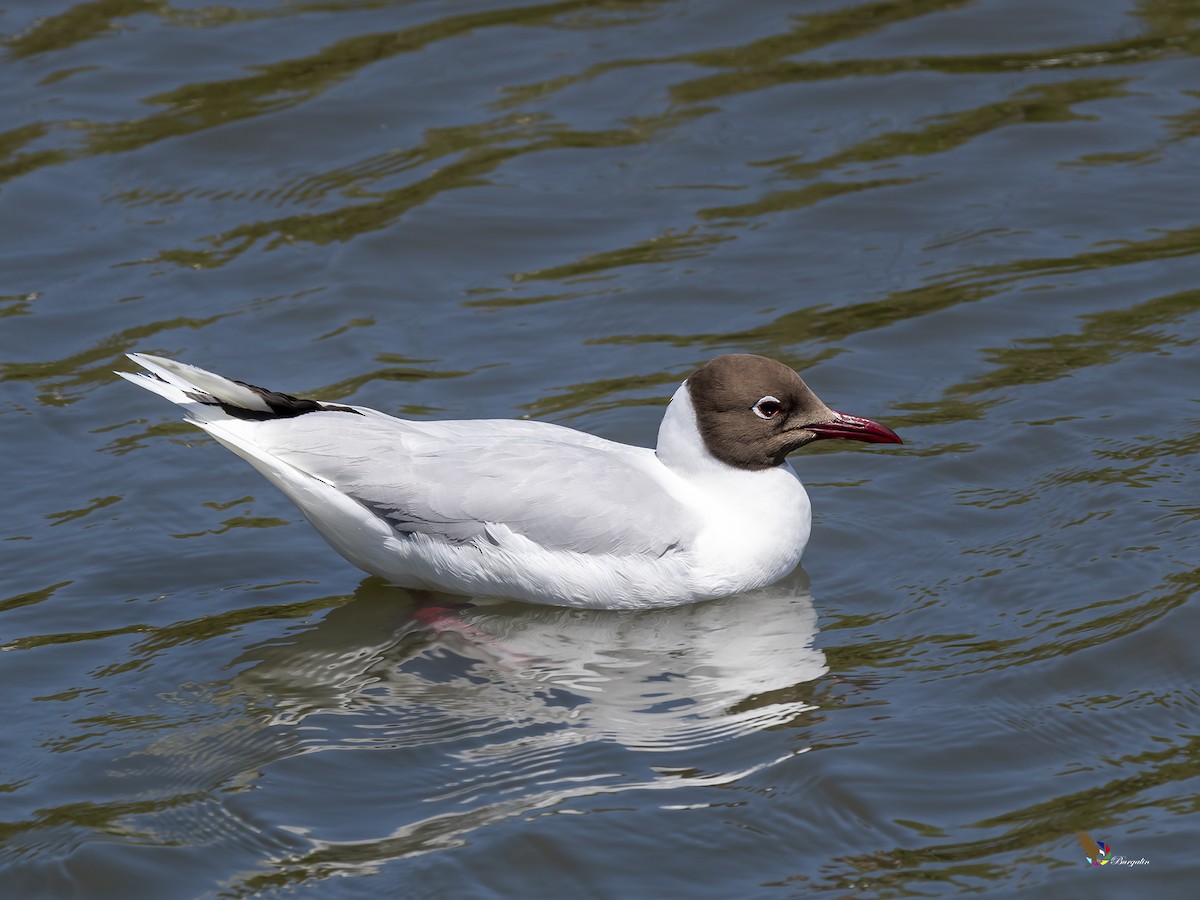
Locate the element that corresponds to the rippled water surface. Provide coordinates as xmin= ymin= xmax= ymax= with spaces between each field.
xmin=2 ymin=0 xmax=1198 ymax=896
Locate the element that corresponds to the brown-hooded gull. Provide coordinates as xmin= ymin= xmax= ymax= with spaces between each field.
xmin=119 ymin=353 xmax=900 ymax=609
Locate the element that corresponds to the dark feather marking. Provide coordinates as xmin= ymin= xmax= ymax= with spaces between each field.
xmin=358 ymin=500 xmax=482 ymax=546
xmin=192 ymin=378 xmax=363 ymax=421
xmin=184 ymin=389 xmax=219 ymax=404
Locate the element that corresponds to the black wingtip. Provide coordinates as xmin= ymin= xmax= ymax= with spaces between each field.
xmin=212 ymin=380 xmax=364 ymax=421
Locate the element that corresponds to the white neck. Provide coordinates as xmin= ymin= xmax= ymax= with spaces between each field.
xmin=656 ymin=382 xmax=735 ymax=479
xmin=655 ymin=383 xmax=811 ymax=593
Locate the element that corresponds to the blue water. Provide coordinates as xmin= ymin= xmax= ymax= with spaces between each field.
xmin=1 ymin=1 xmax=1197 ymax=896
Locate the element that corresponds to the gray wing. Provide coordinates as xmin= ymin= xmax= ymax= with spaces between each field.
xmin=251 ymin=413 xmax=696 ymax=557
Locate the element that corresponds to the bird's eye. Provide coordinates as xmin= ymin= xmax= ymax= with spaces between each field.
xmin=753 ymin=396 xmax=782 ymax=419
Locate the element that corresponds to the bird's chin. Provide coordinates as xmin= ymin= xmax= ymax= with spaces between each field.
xmin=784 ymin=430 xmax=821 ymax=451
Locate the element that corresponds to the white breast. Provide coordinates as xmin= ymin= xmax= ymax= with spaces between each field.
xmin=654 ymin=383 xmax=812 ymax=599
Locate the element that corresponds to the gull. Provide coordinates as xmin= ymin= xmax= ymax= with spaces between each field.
xmin=120 ymin=353 xmax=900 ymax=609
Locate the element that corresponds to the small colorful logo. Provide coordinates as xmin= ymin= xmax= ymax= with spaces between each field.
xmin=1078 ymin=832 xmax=1111 ymax=866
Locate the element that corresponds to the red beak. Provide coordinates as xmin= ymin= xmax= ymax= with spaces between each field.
xmin=808 ymin=411 xmax=902 ymax=445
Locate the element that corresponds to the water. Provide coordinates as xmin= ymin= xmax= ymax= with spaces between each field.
xmin=2 ymin=0 xmax=1197 ymax=896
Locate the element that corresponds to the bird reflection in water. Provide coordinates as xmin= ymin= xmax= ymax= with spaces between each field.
xmin=237 ymin=568 xmax=827 ymax=751
xmin=129 ymin=570 xmax=829 ymax=883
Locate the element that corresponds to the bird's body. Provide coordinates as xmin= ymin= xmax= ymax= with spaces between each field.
xmin=120 ymin=353 xmax=899 ymax=609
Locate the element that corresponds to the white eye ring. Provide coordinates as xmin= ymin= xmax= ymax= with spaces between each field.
xmin=753 ymin=396 xmax=783 ymax=419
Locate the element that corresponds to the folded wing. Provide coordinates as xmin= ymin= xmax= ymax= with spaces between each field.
xmin=244 ymin=413 xmax=697 ymax=558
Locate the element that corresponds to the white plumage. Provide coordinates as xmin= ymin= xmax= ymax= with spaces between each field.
xmin=118 ymin=353 xmax=893 ymax=609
